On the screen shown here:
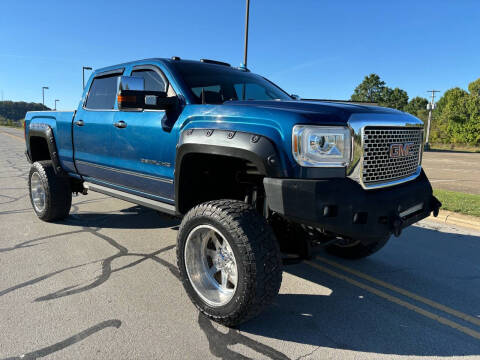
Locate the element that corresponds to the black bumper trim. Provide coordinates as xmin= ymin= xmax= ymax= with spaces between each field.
xmin=264 ymin=170 xmax=440 ymax=243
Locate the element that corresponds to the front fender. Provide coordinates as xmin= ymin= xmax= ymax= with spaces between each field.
xmin=174 ymin=128 xmax=286 ymax=211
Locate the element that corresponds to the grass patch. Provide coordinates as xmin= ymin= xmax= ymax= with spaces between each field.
xmin=430 ymin=143 xmax=480 ymax=153
xmin=433 ymin=189 xmax=480 ymax=217
xmin=0 ymin=122 xmax=22 ymax=129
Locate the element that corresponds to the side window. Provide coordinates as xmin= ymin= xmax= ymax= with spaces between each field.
xmin=131 ymin=69 xmax=167 ymax=92
xmin=85 ymin=75 xmax=120 ymax=110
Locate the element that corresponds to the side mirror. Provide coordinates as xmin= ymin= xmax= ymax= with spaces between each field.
xmin=117 ymin=76 xmax=178 ymax=111
xmin=291 ymin=94 xmax=301 ymax=100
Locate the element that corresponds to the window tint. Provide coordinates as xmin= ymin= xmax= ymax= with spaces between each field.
xmin=85 ymin=75 xmax=119 ymax=109
xmin=191 ymin=85 xmax=221 ymax=98
xmin=234 ymin=83 xmax=276 ymax=101
xmin=131 ymin=69 xmax=166 ymax=92
xmin=172 ymin=62 xmax=291 ymax=104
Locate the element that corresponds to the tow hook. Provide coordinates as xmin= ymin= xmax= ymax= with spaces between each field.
xmin=430 ymin=196 xmax=442 ymax=217
xmin=392 ymin=216 xmax=403 ymax=237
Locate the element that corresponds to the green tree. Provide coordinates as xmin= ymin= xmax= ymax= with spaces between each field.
xmin=350 ymin=74 xmax=409 ymax=110
xmin=433 ymin=88 xmax=469 ymax=144
xmin=381 ymin=87 xmax=409 ymax=110
xmin=0 ymin=101 xmax=50 ymax=123
xmin=464 ymin=95 xmax=480 ymax=144
xmin=351 ymin=74 xmax=386 ymax=103
xmin=468 ymin=78 xmax=480 ymax=96
xmin=404 ymin=96 xmax=428 ymax=122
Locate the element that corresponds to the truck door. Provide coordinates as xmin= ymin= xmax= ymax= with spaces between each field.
xmin=73 ymin=70 xmax=123 ymax=183
xmin=111 ymin=65 xmax=177 ymax=202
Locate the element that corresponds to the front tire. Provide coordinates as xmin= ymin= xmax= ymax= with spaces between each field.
xmin=28 ymin=161 xmax=72 ymax=222
xmin=177 ymin=200 xmax=282 ymax=327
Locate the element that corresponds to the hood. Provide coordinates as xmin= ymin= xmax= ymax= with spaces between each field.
xmin=224 ymin=99 xmax=402 ymax=123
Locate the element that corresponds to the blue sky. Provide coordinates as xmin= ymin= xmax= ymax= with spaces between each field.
xmin=0 ymin=0 xmax=478 ymax=110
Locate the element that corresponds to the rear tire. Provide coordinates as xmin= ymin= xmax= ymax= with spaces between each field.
xmin=177 ymin=200 xmax=282 ymax=327
xmin=325 ymin=236 xmax=390 ymax=259
xmin=28 ymin=161 xmax=72 ymax=222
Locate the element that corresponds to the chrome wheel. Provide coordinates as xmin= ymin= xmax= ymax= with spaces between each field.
xmin=184 ymin=224 xmax=238 ymax=307
xmin=30 ymin=172 xmax=46 ymax=213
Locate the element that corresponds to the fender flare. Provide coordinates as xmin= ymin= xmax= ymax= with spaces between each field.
xmin=174 ymin=129 xmax=286 ymax=212
xmin=27 ymin=123 xmax=65 ymax=175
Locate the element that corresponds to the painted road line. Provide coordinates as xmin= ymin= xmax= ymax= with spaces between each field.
xmin=304 ymin=260 xmax=480 ymax=341
xmin=315 ymin=256 xmax=480 ymax=328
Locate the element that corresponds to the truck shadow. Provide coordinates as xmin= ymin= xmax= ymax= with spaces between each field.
xmin=238 ymin=225 xmax=480 ymax=357
xmin=63 ymin=204 xmax=180 ymax=230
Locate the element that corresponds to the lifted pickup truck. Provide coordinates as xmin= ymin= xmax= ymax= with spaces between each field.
xmin=25 ymin=57 xmax=441 ymax=326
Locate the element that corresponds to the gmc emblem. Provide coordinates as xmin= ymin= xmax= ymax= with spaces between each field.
xmin=389 ymin=143 xmax=414 ymax=158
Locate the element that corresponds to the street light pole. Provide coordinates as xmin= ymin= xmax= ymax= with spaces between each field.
xmin=54 ymin=99 xmax=59 ymax=111
xmin=42 ymin=86 xmax=49 ymax=107
xmin=425 ymin=90 xmax=440 ymax=151
xmin=83 ymin=66 xmax=93 ymax=89
xmin=243 ymin=0 xmax=250 ymax=68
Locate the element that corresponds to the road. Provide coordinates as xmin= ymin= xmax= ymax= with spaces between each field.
xmin=1 ymin=126 xmax=480 ymax=359
xmin=423 ymin=151 xmax=480 ymax=195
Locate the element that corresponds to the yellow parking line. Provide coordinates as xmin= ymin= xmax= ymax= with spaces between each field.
xmin=315 ymin=256 xmax=480 ymax=327
xmin=1 ymin=130 xmax=24 ymax=142
xmin=305 ymin=260 xmax=480 ymax=341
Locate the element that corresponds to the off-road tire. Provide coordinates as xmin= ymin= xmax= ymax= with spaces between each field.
xmin=325 ymin=236 xmax=390 ymax=259
xmin=28 ymin=160 xmax=72 ymax=221
xmin=177 ymin=200 xmax=282 ymax=327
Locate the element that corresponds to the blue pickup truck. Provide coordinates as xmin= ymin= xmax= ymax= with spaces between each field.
xmin=25 ymin=57 xmax=441 ymax=326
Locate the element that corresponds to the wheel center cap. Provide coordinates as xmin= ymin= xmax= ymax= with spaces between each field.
xmin=214 ymin=251 xmax=232 ymax=270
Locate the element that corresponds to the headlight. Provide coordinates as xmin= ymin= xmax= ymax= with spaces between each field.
xmin=292 ymin=125 xmax=351 ymax=167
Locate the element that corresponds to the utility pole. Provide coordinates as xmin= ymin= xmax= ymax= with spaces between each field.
xmin=83 ymin=66 xmax=93 ymax=89
xmin=425 ymin=90 xmax=440 ymax=151
xmin=42 ymin=86 xmax=49 ymax=107
xmin=54 ymin=99 xmax=59 ymax=111
xmin=243 ymin=0 xmax=250 ymax=68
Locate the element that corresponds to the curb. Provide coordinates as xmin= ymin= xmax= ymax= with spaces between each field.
xmin=428 ymin=210 xmax=480 ymax=232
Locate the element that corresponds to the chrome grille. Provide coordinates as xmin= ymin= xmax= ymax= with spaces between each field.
xmin=362 ymin=127 xmax=423 ymax=185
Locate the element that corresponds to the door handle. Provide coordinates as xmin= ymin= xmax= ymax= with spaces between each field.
xmin=114 ymin=121 xmax=127 ymax=129
xmin=74 ymin=120 xmax=84 ymax=127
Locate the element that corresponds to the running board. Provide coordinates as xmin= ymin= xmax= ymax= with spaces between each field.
xmin=84 ymin=182 xmax=177 ymax=216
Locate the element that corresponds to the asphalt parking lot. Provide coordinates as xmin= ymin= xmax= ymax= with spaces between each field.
xmin=422 ymin=151 xmax=480 ymax=195
xmin=1 ymin=126 xmax=480 ymax=359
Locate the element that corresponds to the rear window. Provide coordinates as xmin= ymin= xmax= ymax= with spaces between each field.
xmin=85 ymin=75 xmax=120 ymax=110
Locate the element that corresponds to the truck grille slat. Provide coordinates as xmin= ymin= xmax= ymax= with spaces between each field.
xmin=362 ymin=127 xmax=423 ymax=185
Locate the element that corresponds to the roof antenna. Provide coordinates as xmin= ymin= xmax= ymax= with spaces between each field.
xmin=242 ymin=0 xmax=250 ymax=68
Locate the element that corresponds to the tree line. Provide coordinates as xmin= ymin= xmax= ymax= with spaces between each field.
xmin=0 ymin=101 xmax=50 ymax=127
xmin=351 ymin=74 xmax=480 ymax=146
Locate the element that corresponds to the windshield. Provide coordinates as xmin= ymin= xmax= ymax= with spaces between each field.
xmin=172 ymin=61 xmax=291 ymax=104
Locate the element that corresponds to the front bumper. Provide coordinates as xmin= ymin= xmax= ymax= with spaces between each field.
xmin=264 ymin=170 xmax=441 ymax=244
